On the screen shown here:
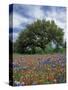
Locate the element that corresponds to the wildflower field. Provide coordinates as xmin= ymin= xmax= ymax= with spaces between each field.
xmin=12 ymin=53 xmax=66 ymax=86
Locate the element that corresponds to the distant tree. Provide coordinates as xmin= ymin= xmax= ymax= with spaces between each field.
xmin=14 ymin=19 xmax=64 ymax=54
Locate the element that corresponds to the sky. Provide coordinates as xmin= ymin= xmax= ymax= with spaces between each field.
xmin=9 ymin=4 xmax=66 ymax=42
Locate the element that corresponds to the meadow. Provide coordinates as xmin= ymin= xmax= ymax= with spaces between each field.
xmin=13 ymin=53 xmax=66 ymax=86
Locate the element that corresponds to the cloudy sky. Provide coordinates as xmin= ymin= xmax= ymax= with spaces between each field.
xmin=9 ymin=4 xmax=66 ymax=42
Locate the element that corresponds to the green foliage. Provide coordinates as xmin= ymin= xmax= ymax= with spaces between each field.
xmin=44 ymin=43 xmax=54 ymax=54
xmin=35 ymin=47 xmax=44 ymax=54
xmin=13 ymin=72 xmax=22 ymax=81
xmin=14 ymin=19 xmax=64 ymax=54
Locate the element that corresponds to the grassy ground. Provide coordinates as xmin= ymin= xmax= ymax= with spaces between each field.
xmin=12 ymin=53 xmax=66 ymax=86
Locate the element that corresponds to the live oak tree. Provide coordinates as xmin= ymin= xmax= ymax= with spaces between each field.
xmin=14 ymin=19 xmax=64 ymax=54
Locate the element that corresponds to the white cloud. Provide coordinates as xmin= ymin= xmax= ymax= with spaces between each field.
xmin=10 ymin=5 xmax=66 ymax=41
xmin=27 ymin=6 xmax=45 ymax=20
xmin=9 ymin=12 xmax=34 ymax=29
xmin=45 ymin=7 xmax=66 ymax=32
xmin=12 ymin=6 xmax=66 ymax=32
xmin=13 ymin=12 xmax=29 ymax=29
xmin=13 ymin=33 xmax=19 ymax=42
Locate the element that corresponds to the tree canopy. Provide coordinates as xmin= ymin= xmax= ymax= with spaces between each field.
xmin=14 ymin=19 xmax=64 ymax=54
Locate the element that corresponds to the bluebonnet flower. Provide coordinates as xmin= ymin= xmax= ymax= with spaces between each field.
xmin=14 ymin=81 xmax=21 ymax=86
